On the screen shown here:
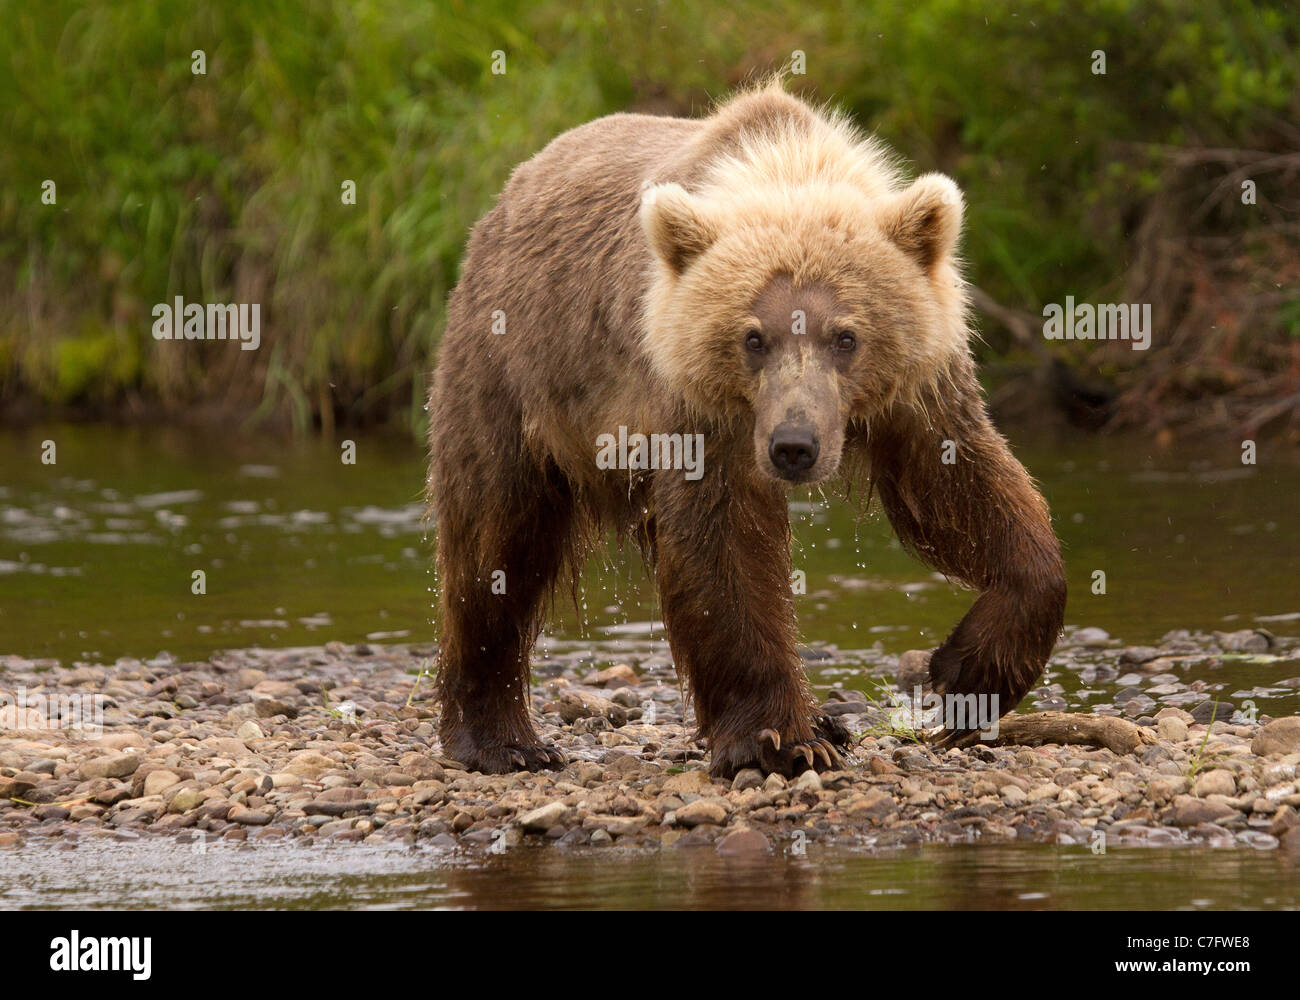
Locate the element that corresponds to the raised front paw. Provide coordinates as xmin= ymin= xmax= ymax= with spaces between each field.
xmin=927 ymin=640 xmax=1039 ymax=750
xmin=447 ymin=741 xmax=566 ymax=774
xmin=708 ymin=715 xmax=851 ymax=779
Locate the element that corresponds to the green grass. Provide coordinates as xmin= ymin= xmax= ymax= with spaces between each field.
xmin=854 ymin=678 xmax=926 ymax=744
xmin=3 ymin=0 xmax=1296 ymax=434
xmin=1185 ymin=701 xmax=1225 ymax=782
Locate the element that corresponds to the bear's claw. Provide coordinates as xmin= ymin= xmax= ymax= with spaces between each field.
xmin=711 ymin=714 xmax=852 ymax=779
xmin=930 ymin=726 xmax=982 ymax=751
xmin=453 ymin=743 xmax=566 ymax=775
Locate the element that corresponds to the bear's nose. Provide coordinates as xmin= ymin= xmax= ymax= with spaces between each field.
xmin=769 ymin=423 xmax=819 ymax=479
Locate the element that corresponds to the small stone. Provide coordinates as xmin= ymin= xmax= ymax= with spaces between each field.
xmin=1216 ymin=629 xmax=1271 ymax=654
xmin=168 ymin=787 xmax=205 ymax=814
xmin=34 ymin=804 xmax=70 ymax=821
xmin=517 ymin=801 xmax=567 ymax=832
xmin=97 ymin=732 xmax=147 ymax=750
xmin=663 ymin=769 xmax=715 ymax=795
xmin=731 ymin=768 xmax=764 ymax=792
xmin=1157 ymin=717 xmax=1188 ymax=742
xmin=79 ymin=753 xmax=141 ymax=780
xmin=143 ymin=770 xmax=181 ymax=797
xmin=317 ymin=818 xmax=355 ymax=836
xmin=556 ymin=690 xmax=627 ymax=726
xmin=716 ymin=828 xmax=772 ymax=856
xmin=201 ymin=737 xmax=251 ymax=759
xmin=793 ymin=769 xmax=823 ymax=793
xmin=382 ymin=770 xmax=418 ymax=786
xmin=1072 ymin=627 xmax=1111 ymax=647
xmin=269 ymin=772 xmax=304 ymax=788
xmin=1253 ymin=718 xmax=1300 ymax=758
xmin=675 ymin=799 xmax=728 ymax=827
xmin=1147 ymin=775 xmax=1189 ymax=802
xmin=254 ymin=697 xmax=297 ymax=719
xmin=895 ymin=649 xmax=931 ymax=690
xmin=116 ymin=795 xmax=165 ymax=820
xmin=234 ymin=668 xmax=267 ymax=690
xmin=0 ymin=777 xmax=36 ymax=800
xmin=284 ymin=751 xmax=336 ymax=777
xmin=68 ymin=804 xmax=103 ymax=821
xmin=303 ymin=799 xmax=351 ymax=817
xmin=230 ymin=807 xmax=271 ymax=826
xmin=1267 ymin=806 xmax=1297 ymax=836
xmin=92 ymin=785 xmax=131 ymax=806
xmin=1169 ymin=794 xmax=1238 ymax=826
xmin=557 ymin=828 xmax=589 ymax=847
xmin=235 ymin=720 xmax=265 ymax=740
xmin=1191 ymin=701 xmax=1234 ymax=724
xmin=586 ymin=663 xmax=638 ymax=688
xmin=846 ymin=790 xmax=897 ymax=820
xmin=397 ymin=756 xmax=445 ymax=781
xmin=413 ymin=783 xmax=447 ymax=806
xmin=1193 ymin=769 xmax=1236 ymax=798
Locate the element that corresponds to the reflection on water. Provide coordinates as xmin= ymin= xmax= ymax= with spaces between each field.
xmin=2 ymin=838 xmax=1296 ymax=910
xmin=1 ymin=424 xmax=1297 ymax=665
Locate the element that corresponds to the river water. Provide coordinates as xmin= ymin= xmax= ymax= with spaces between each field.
xmin=3 ymin=839 xmax=1297 ymax=910
xmin=1 ymin=423 xmax=1297 ymax=908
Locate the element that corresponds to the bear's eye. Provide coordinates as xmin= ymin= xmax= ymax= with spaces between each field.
xmin=744 ymin=329 xmax=765 ymax=353
xmin=834 ymin=330 xmax=857 ymax=353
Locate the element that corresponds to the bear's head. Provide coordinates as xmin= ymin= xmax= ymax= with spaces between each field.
xmin=639 ymin=174 xmax=968 ymax=485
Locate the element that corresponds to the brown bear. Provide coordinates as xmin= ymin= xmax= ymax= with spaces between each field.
xmin=427 ymin=81 xmax=1066 ymax=777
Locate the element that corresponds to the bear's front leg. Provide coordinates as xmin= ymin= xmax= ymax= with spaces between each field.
xmin=862 ymin=359 xmax=1068 ymax=747
xmin=651 ymin=458 xmax=850 ymax=778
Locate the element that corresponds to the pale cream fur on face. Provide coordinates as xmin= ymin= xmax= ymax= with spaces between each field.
xmin=639 ymin=85 xmax=970 ymax=430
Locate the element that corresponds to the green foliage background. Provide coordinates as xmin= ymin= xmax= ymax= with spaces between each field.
xmin=1 ymin=0 xmax=1296 ymax=434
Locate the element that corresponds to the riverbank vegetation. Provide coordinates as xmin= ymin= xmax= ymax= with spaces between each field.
xmin=2 ymin=0 xmax=1297 ymax=439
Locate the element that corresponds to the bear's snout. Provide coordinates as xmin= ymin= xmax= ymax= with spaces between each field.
xmin=768 ymin=422 xmax=820 ymax=480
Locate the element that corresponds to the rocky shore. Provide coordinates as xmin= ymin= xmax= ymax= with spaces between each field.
xmin=2 ymin=627 xmax=1299 ymax=857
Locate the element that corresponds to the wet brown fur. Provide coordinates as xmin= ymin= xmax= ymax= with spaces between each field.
xmin=427 ymin=82 xmax=1066 ymax=777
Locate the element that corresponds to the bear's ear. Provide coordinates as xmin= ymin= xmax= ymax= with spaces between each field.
xmin=640 ymin=183 xmax=718 ymax=275
xmin=878 ymin=173 xmax=964 ymax=272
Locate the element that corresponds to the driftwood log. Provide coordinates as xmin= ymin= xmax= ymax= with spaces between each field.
xmin=939 ymin=711 xmax=1160 ymax=756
